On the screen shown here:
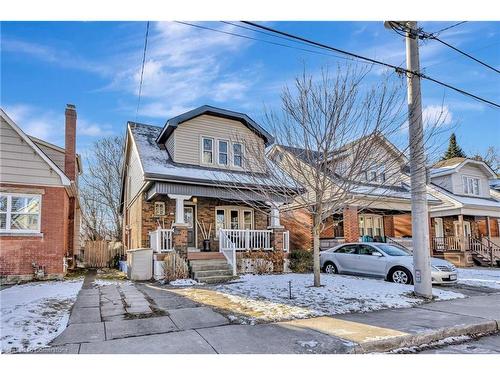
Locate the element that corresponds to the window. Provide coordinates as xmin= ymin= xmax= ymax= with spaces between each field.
xmin=463 ymin=176 xmax=480 ymax=195
xmin=358 ymin=245 xmax=377 ymax=256
xmin=215 ymin=206 xmax=255 ymax=235
xmin=369 ymin=170 xmax=377 ymax=182
xmin=154 ymin=202 xmax=165 ymax=216
xmin=335 ymin=244 xmax=358 ymax=254
xmin=218 ymin=140 xmax=228 ymax=165
xmin=233 ymin=143 xmax=243 ymax=167
xmin=230 ymin=210 xmax=239 ymax=229
xmin=358 ymin=216 xmax=365 ymax=236
xmin=0 ymin=193 xmax=41 ymax=233
xmin=243 ymin=210 xmax=253 ymax=230
xmin=216 ymin=209 xmax=225 ymax=234
xmin=202 ymin=137 xmax=214 ymax=164
xmin=359 ymin=214 xmax=384 ymax=239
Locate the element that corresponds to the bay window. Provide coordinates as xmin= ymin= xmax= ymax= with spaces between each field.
xmin=0 ymin=193 xmax=41 ymax=233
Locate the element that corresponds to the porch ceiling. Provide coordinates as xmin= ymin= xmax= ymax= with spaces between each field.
xmin=146 ymin=181 xmax=288 ymax=203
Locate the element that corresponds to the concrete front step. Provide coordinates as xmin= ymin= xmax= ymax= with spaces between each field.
xmin=196 ymin=275 xmax=237 ymax=284
xmin=193 ymin=269 xmax=234 ymax=278
xmin=190 ymin=262 xmax=232 ymax=271
xmin=187 ymin=252 xmax=226 ymax=260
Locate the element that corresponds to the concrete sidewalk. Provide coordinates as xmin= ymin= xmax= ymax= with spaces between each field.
xmin=41 ymin=276 xmax=500 ymax=354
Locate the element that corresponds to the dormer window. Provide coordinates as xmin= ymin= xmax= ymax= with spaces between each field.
xmin=202 ymin=137 xmax=214 ymax=164
xmin=218 ymin=140 xmax=228 ymax=166
xmin=463 ymin=175 xmax=480 ymax=195
xmin=233 ymin=143 xmax=243 ymax=167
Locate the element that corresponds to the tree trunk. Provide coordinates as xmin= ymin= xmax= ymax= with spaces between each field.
xmin=313 ymin=225 xmax=321 ymax=287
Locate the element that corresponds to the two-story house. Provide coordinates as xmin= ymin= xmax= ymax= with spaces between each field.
xmin=269 ymin=133 xmax=440 ymax=252
xmin=120 ymin=105 xmax=297 ymax=281
xmin=0 ymin=105 xmax=82 ymax=283
xmin=428 ymin=157 xmax=500 ymax=266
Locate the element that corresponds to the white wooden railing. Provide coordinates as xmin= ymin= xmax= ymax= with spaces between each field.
xmin=149 ymin=229 xmax=174 ymax=252
xmin=219 ymin=229 xmax=273 ymax=251
xmin=283 ymin=231 xmax=290 ymax=252
xmin=219 ymin=229 xmax=237 ymax=275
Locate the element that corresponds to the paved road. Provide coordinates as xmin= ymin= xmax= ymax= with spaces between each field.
xmin=418 ymin=333 xmax=500 ymax=354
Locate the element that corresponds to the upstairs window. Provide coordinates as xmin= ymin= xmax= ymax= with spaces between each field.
xmin=202 ymin=137 xmax=214 ymax=164
xmin=463 ymin=176 xmax=480 ymax=195
xmin=233 ymin=143 xmax=243 ymax=167
xmin=0 ymin=193 xmax=41 ymax=233
xmin=218 ymin=140 xmax=228 ymax=165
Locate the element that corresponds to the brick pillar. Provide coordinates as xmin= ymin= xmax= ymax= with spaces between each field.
xmin=173 ymin=225 xmax=188 ymax=259
xmin=383 ymin=215 xmax=395 ymax=238
xmin=270 ymin=227 xmax=285 ymax=252
xmin=343 ymin=205 xmax=359 ymax=242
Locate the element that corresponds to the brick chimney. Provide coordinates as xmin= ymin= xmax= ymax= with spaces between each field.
xmin=64 ymin=104 xmax=77 ymax=181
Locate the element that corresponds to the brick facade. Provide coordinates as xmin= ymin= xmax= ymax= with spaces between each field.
xmin=0 ymin=184 xmax=70 ymax=283
xmin=383 ymin=215 xmax=395 ymax=237
xmin=343 ymin=205 xmax=359 ymax=242
xmin=281 ymin=207 xmax=313 ymax=251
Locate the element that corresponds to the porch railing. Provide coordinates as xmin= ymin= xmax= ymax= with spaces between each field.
xmin=219 ymin=229 xmax=237 ymax=275
xmin=386 ymin=237 xmax=413 ymax=252
xmin=149 ymin=228 xmax=174 ymax=252
xmin=431 ymin=236 xmax=464 ymax=252
xmin=219 ymin=229 xmax=273 ymax=251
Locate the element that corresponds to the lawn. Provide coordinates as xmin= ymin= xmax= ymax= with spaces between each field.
xmin=0 ymin=279 xmax=83 ymax=353
xmin=169 ymin=273 xmax=465 ymax=324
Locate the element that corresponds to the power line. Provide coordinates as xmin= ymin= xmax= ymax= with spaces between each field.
xmin=135 ymin=21 xmax=150 ymax=122
xmin=430 ymin=21 xmax=467 ymax=36
xmin=429 ymin=35 xmax=500 ymax=74
xmin=242 ymin=21 xmax=499 ymax=109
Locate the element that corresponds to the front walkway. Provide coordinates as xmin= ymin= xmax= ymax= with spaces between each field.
xmin=39 ymin=273 xmax=500 ymax=354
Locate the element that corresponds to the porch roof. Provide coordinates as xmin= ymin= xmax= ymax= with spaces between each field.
xmin=129 ymin=122 xmax=300 ymax=195
xmin=349 ymin=182 xmax=441 ymax=203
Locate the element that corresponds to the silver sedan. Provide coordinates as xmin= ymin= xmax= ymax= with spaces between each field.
xmin=319 ymin=242 xmax=458 ymax=285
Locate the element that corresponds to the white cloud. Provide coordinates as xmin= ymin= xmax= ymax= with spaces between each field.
xmin=422 ymin=104 xmax=453 ymax=128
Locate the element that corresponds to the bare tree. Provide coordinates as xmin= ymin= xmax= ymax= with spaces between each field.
xmin=80 ymin=136 xmax=124 ymax=241
xmin=472 ymin=146 xmax=500 ymax=174
xmin=216 ymin=64 xmax=426 ymax=287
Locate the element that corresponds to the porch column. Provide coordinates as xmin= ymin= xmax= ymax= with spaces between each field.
xmin=486 ymin=216 xmax=491 ymax=238
xmin=266 ymin=202 xmax=283 ymax=228
xmin=267 ymin=202 xmax=285 ymax=253
xmin=458 ymin=214 xmax=466 ymax=252
xmin=343 ymin=205 xmax=359 ymax=242
xmin=167 ymin=194 xmax=191 ymax=225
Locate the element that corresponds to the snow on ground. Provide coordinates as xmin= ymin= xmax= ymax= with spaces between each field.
xmin=212 ymin=273 xmax=464 ymax=323
xmin=93 ymin=279 xmax=131 ymax=287
xmin=457 ymin=268 xmax=500 ymax=289
xmin=169 ymin=278 xmax=202 ymax=286
xmin=0 ymin=279 xmax=83 ymax=353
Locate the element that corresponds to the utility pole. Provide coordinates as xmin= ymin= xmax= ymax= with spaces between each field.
xmin=386 ymin=21 xmax=433 ymax=298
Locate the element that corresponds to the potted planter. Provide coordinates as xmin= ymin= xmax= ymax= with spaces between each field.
xmin=203 ymin=239 xmax=211 ymax=252
xmin=197 ymin=220 xmax=213 ymax=252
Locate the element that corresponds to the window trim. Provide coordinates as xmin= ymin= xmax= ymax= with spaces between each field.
xmin=358 ymin=214 xmax=384 ymax=238
xmin=217 ymin=139 xmax=229 ymax=166
xmin=232 ymin=142 xmax=244 ymax=168
xmin=214 ymin=206 xmax=255 ymax=237
xmin=0 ymin=193 xmax=42 ymax=234
xmin=201 ymin=136 xmax=214 ymax=165
xmin=462 ymin=175 xmax=480 ymax=196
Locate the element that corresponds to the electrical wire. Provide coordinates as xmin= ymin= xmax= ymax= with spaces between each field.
xmin=135 ymin=21 xmax=150 ymax=122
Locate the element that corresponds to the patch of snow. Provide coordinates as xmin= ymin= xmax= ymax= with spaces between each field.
xmin=0 ymin=279 xmax=83 ymax=353
xmin=212 ymin=273 xmax=464 ymax=323
xmin=169 ymin=278 xmax=202 ymax=286
xmin=93 ymin=279 xmax=131 ymax=286
xmin=457 ymin=268 xmax=500 ymax=289
xmin=390 ymin=335 xmax=471 ymax=353
xmin=299 ymin=340 xmax=319 ymax=348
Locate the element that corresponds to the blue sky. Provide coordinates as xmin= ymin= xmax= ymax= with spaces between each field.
xmin=1 ymin=21 xmax=499 ymax=158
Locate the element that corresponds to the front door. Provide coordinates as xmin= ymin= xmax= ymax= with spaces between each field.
xmin=184 ymin=206 xmax=195 ymax=247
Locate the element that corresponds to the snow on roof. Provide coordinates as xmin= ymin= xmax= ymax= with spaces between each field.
xmin=349 ymin=183 xmax=440 ymax=202
xmin=129 ymin=122 xmax=299 ymax=191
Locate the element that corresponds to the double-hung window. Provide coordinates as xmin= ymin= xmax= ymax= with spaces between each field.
xmin=463 ymin=176 xmax=480 ymax=195
xmin=233 ymin=143 xmax=243 ymax=167
xmin=218 ymin=140 xmax=228 ymax=166
xmin=202 ymin=137 xmax=214 ymax=164
xmin=0 ymin=193 xmax=41 ymax=233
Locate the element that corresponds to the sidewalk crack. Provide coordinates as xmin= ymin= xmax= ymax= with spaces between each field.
xmin=194 ymin=329 xmax=219 ymax=354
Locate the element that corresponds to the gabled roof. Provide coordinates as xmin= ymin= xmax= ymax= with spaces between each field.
xmin=128 ymin=121 xmax=297 ymax=191
xmin=29 ymin=135 xmax=83 ymax=175
xmin=0 ymin=108 xmax=71 ymax=186
xmin=430 ymin=157 xmax=496 ymax=178
xmin=156 ymin=105 xmax=274 ymax=146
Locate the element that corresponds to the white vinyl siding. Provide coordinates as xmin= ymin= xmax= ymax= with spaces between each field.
xmin=32 ymin=140 xmax=66 ymax=172
xmin=165 ymin=132 xmax=175 ymax=159
xmin=0 ymin=118 xmax=63 ymax=186
xmin=125 ymin=133 xmax=145 ymax=205
xmin=171 ymin=115 xmax=265 ymax=172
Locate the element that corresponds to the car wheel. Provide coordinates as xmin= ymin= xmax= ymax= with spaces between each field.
xmin=323 ymin=262 xmax=338 ymax=274
xmin=389 ymin=267 xmax=413 ymax=284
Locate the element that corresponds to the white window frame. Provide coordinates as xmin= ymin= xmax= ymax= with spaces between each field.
xmin=154 ymin=201 xmax=165 ymax=216
xmin=358 ymin=214 xmax=384 ymax=238
xmin=201 ymin=137 xmax=214 ymax=165
xmin=214 ymin=206 xmax=255 ymax=237
xmin=217 ymin=139 xmax=229 ymax=166
xmin=232 ymin=142 xmax=244 ymax=168
xmin=0 ymin=193 xmax=42 ymax=234
xmin=462 ymin=175 xmax=480 ymax=196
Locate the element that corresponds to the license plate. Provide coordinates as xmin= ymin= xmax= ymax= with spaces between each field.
xmin=449 ymin=274 xmax=457 ymax=281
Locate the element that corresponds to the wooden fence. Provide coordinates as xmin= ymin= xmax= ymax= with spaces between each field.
xmin=82 ymin=240 xmax=124 ymax=268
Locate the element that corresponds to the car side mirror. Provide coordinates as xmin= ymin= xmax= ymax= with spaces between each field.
xmin=372 ymin=251 xmax=383 ymax=257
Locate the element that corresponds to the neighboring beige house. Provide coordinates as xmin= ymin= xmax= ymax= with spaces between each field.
xmin=120 ymin=105 xmax=298 ymax=282
xmin=428 ymin=157 xmax=500 ymax=266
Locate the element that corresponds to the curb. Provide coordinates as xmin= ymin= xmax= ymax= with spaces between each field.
xmin=353 ymin=320 xmax=499 ymax=353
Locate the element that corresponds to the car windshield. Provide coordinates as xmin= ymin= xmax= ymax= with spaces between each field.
xmin=375 ymin=244 xmax=411 ymax=256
